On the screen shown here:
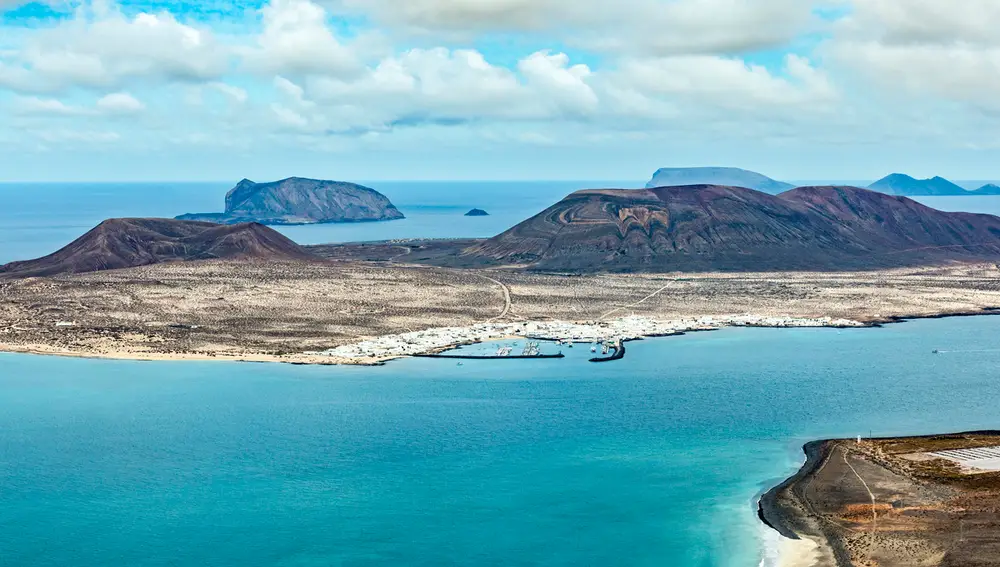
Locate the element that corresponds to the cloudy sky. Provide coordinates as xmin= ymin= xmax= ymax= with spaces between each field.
xmin=0 ymin=0 xmax=997 ymax=182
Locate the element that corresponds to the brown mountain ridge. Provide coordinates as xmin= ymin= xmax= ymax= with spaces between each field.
xmin=459 ymin=185 xmax=1000 ymax=271
xmin=0 ymin=218 xmax=317 ymax=278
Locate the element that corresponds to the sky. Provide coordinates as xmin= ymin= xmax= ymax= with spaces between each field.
xmin=0 ymin=0 xmax=998 ymax=182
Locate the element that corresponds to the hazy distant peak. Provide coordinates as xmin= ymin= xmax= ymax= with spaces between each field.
xmin=646 ymin=167 xmax=795 ymax=195
xmin=869 ymin=173 xmax=966 ymax=196
xmin=973 ymin=183 xmax=1000 ymax=195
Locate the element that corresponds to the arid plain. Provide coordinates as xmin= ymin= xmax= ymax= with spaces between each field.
xmin=3 ymin=257 xmax=1000 ymax=364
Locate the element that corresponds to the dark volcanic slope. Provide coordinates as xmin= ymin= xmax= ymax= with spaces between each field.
xmin=0 ymin=218 xmax=317 ymax=278
xmin=178 ymin=177 xmax=405 ymax=225
xmin=460 ymin=185 xmax=1000 ymax=272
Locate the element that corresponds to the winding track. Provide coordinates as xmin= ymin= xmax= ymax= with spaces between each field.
xmin=474 ymin=273 xmax=512 ymax=321
xmin=383 ymin=244 xmax=509 ymax=321
xmin=600 ymin=280 xmax=676 ymax=320
xmin=843 ymin=449 xmax=878 ymax=561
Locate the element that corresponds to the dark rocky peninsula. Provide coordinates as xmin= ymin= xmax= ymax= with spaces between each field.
xmin=761 ymin=432 xmax=1000 ymax=567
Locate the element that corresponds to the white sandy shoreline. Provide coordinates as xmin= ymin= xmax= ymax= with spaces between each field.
xmin=759 ymin=519 xmax=826 ymax=567
xmin=307 ymin=314 xmax=865 ymax=362
xmin=777 ymin=536 xmax=823 ymax=567
xmin=0 ymin=314 xmax=865 ymax=366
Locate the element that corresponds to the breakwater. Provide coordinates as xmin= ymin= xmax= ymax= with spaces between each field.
xmin=411 ymin=353 xmax=565 ymax=360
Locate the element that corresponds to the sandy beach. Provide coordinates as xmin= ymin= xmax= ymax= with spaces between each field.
xmin=777 ymin=536 xmax=824 ymax=567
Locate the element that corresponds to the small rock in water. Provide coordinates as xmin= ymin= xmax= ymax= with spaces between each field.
xmin=465 ymin=208 xmax=489 ymax=217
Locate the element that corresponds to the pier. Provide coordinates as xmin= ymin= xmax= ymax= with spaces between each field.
xmin=589 ymin=340 xmax=626 ymax=363
xmin=411 ymin=353 xmax=565 ymax=360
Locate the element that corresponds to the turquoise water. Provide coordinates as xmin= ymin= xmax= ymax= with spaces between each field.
xmin=4 ymin=317 xmax=1000 ymax=566
xmin=0 ymin=181 xmax=637 ymax=263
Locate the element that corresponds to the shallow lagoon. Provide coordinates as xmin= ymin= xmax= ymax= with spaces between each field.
xmin=3 ymin=316 xmax=1000 ymax=566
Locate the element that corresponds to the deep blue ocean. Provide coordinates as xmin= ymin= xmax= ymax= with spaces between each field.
xmin=3 ymin=182 xmax=1000 ymax=566
xmin=4 ymin=319 xmax=1000 ymax=566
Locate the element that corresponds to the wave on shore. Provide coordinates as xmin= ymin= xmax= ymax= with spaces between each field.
xmin=758 ymin=523 xmax=821 ymax=567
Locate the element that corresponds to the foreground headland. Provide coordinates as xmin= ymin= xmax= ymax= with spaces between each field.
xmin=760 ymin=432 xmax=1000 ymax=567
xmin=2 ymin=260 xmax=1000 ymax=365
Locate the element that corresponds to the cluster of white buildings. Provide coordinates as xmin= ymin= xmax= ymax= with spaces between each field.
xmin=310 ymin=314 xmax=864 ymax=361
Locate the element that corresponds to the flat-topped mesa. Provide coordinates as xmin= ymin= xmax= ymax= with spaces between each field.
xmin=645 ymin=167 xmax=795 ymax=194
xmin=177 ymin=177 xmax=405 ymax=225
xmin=0 ymin=218 xmax=318 ymax=278
xmin=459 ymin=184 xmax=1000 ymax=272
xmin=868 ymin=173 xmax=968 ymax=196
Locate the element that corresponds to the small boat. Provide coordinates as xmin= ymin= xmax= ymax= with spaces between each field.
xmin=932 ymin=350 xmax=940 ymax=354
xmin=591 ymin=346 xmax=597 ymax=353
xmin=457 ymin=362 xmax=464 ymax=366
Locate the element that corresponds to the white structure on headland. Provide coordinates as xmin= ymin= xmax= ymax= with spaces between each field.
xmin=930 ymin=446 xmax=1000 ymax=472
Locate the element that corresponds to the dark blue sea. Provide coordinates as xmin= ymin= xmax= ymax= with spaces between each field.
xmin=3 ymin=318 xmax=1000 ymax=566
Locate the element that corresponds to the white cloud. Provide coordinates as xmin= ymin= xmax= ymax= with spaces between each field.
xmin=840 ymin=0 xmax=1000 ymax=46
xmin=828 ymin=0 xmax=1000 ymax=113
xmin=335 ymin=0 xmax=821 ymax=55
xmin=12 ymin=96 xmax=87 ymax=116
xmin=274 ymin=75 xmax=309 ymax=102
xmin=35 ymin=129 xmax=121 ymax=143
xmin=270 ymin=102 xmax=311 ymax=129
xmin=96 ymin=92 xmax=144 ymax=113
xmin=13 ymin=92 xmax=145 ymax=116
xmin=6 ymin=0 xmax=1000 ymax=178
xmin=0 ymin=0 xmax=30 ymax=10
xmin=298 ymin=48 xmax=598 ymax=133
xmin=246 ymin=0 xmax=361 ymax=78
xmin=209 ymin=82 xmax=249 ymax=104
xmin=0 ymin=2 xmax=226 ymax=93
xmin=517 ymin=51 xmax=598 ymax=116
xmin=601 ymin=54 xmax=838 ymax=121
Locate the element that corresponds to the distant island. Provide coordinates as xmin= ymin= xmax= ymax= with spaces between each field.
xmin=177 ymin=177 xmax=404 ymax=225
xmin=868 ymin=173 xmax=967 ymax=196
xmin=465 ymin=208 xmax=489 ymax=217
xmin=974 ymin=183 xmax=1000 ymax=195
xmin=0 ymin=218 xmax=316 ymax=278
xmin=646 ymin=167 xmax=795 ymax=194
xmin=869 ymin=173 xmax=1000 ymax=196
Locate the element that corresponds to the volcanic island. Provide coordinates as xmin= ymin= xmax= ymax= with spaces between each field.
xmin=3 ymin=183 xmax=1000 ymax=365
